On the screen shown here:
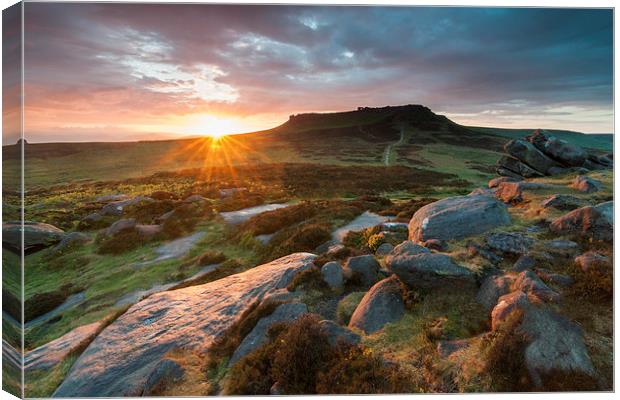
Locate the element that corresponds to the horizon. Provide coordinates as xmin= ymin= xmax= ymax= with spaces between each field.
xmin=3 ymin=4 xmax=614 ymax=144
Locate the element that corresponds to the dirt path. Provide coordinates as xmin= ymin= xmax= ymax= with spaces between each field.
xmin=383 ymin=125 xmax=406 ymax=166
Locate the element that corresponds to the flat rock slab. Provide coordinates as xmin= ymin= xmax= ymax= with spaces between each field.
xmin=219 ymin=203 xmax=289 ymax=225
xmin=332 ymin=211 xmax=388 ymax=243
xmin=53 ymin=253 xmax=316 ymax=397
xmin=133 ymin=231 xmax=206 ymax=268
xmin=25 ymin=322 xmax=103 ymax=372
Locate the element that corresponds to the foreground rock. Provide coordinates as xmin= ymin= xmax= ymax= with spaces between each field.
xmin=550 ymin=202 xmax=613 ymax=242
xmin=485 ymin=232 xmax=534 ymax=255
xmin=321 ymin=261 xmax=344 ymax=289
xmin=348 ymin=276 xmax=405 ymax=334
xmin=491 ymin=291 xmax=595 ymax=387
xmin=387 ymin=252 xmax=474 ymax=290
xmin=3 ymin=221 xmax=65 ymax=253
xmin=408 ymin=195 xmax=510 ymax=242
xmin=25 ymin=322 xmax=103 ymax=372
xmin=540 ymin=194 xmax=588 ymax=211
xmin=574 ymin=251 xmax=610 ymax=272
xmin=229 ymin=303 xmax=308 ymax=365
xmin=319 ymin=320 xmax=360 ymax=346
xmin=53 ymin=253 xmax=316 ymax=397
xmin=142 ymin=359 xmax=185 ymax=396
xmin=344 ymin=255 xmax=380 ymax=287
xmin=571 ymin=175 xmax=601 ymax=193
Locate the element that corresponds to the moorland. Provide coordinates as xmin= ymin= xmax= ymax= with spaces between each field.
xmin=1 ymin=105 xmax=614 ymax=396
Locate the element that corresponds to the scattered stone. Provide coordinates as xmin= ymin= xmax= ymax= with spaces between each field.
xmin=219 ymin=187 xmax=247 ymax=198
xmin=485 ymin=232 xmax=534 ymax=255
xmin=476 ymin=274 xmax=514 ymax=311
xmin=149 ymin=191 xmax=176 ymax=201
xmin=535 ymin=269 xmax=574 ymax=287
xmin=544 ymin=239 xmax=580 ymax=258
xmin=344 ymin=255 xmax=380 ymax=287
xmin=388 ymin=252 xmax=474 ymax=290
xmin=512 ymin=255 xmax=536 ymax=272
xmin=467 ymin=242 xmax=502 ymax=265
xmin=80 ymin=212 xmax=104 ymax=228
xmin=540 ymin=194 xmax=588 ymax=211
xmin=421 ymin=238 xmax=447 ymax=252
xmin=571 ymin=175 xmax=602 ymax=193
xmin=348 ymin=276 xmax=405 ymax=334
xmin=229 ymin=302 xmax=308 ymax=366
xmin=321 ymin=261 xmax=344 ymax=289
xmin=318 ymin=320 xmax=360 ymax=347
xmin=495 ymin=181 xmax=553 ymax=204
xmin=54 ymin=253 xmax=316 ymax=396
xmin=142 ymin=359 xmax=185 ymax=396
xmin=183 ymin=194 xmax=208 ymax=203
xmin=375 ymin=242 xmax=394 ymax=256
xmin=101 ymin=196 xmax=153 ymax=216
xmin=49 ymin=232 xmax=90 ymax=257
xmin=104 ymin=218 xmax=137 ymax=237
xmin=488 ymin=176 xmax=520 ymax=188
xmin=2 ymin=221 xmax=65 ymax=253
xmin=408 ymin=195 xmax=510 ymax=242
xmin=574 ymin=251 xmax=610 ymax=272
xmin=513 ymin=270 xmax=560 ymax=303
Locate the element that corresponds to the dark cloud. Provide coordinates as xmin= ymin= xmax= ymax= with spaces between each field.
xmin=21 ymin=4 xmax=613 ymax=142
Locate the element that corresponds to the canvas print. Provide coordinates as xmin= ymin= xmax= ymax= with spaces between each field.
xmin=1 ymin=2 xmax=614 ymax=397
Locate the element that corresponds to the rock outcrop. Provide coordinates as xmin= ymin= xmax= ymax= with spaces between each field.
xmin=53 ymin=253 xmax=316 ymax=397
xmin=408 ymin=195 xmax=510 ymax=242
xmin=496 ymin=129 xmax=612 ymax=179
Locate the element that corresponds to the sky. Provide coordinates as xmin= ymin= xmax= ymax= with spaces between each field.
xmin=3 ymin=3 xmax=614 ymax=143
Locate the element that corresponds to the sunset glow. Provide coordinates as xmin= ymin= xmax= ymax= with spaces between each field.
xmin=3 ymin=4 xmax=612 ymax=144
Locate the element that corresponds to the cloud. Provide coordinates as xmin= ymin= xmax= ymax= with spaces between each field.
xmin=20 ymin=4 xmax=613 ymax=142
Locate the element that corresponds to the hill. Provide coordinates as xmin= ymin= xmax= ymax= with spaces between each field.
xmin=2 ymin=105 xmax=610 ymax=188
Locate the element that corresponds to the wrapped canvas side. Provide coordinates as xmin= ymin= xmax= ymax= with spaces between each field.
xmin=2 ymin=2 xmax=24 ymax=398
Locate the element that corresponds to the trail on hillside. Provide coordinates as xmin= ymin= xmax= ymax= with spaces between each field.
xmin=383 ymin=125 xmax=406 ymax=166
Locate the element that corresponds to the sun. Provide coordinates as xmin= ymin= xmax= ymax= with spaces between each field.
xmin=206 ymin=131 xmax=226 ymax=140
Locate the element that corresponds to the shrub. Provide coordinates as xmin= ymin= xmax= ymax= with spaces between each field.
xmin=336 ymin=292 xmax=366 ymax=325
xmin=568 ymin=262 xmax=613 ymax=302
xmin=124 ymin=199 xmax=176 ymax=223
xmin=287 ymin=267 xmax=325 ymax=292
xmin=316 ymin=345 xmax=414 ymax=394
xmin=271 ymin=314 xmax=333 ymax=394
xmin=264 ymin=223 xmax=331 ymax=261
xmin=96 ymin=228 xmax=146 ymax=254
xmin=481 ymin=310 xmax=530 ymax=391
xmin=197 ymin=251 xmax=226 ymax=266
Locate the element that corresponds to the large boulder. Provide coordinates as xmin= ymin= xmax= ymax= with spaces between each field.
xmin=408 ymin=195 xmax=510 ymax=242
xmin=504 ymin=139 xmax=560 ymax=174
xmin=387 ymin=252 xmax=474 ymax=290
xmin=550 ymin=202 xmax=613 ymax=242
xmin=542 ymin=137 xmax=587 ymax=167
xmin=476 ymin=274 xmax=514 ymax=311
xmin=513 ymin=270 xmax=559 ymax=303
xmin=571 ymin=175 xmax=602 ymax=193
xmin=485 ymin=232 xmax=534 ymax=255
xmin=2 ymin=221 xmax=65 ymax=253
xmin=53 ymin=253 xmax=316 ymax=397
xmin=228 ymin=302 xmax=308 ymax=365
xmin=344 ymin=255 xmax=380 ymax=287
xmin=348 ymin=276 xmax=405 ymax=334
